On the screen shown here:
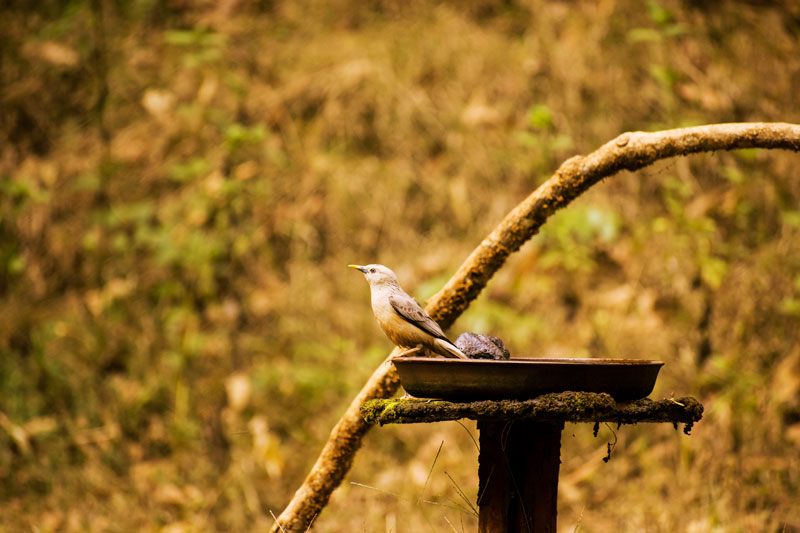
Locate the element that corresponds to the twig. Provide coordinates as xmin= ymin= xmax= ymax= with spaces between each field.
xmin=269 ymin=510 xmax=286 ymax=533
xmin=349 ymin=481 xmax=410 ymax=502
xmin=444 ymin=471 xmax=478 ymax=517
xmin=418 ymin=441 xmax=444 ymax=504
xmin=454 ymin=420 xmax=480 ymax=452
xmin=602 ymin=423 xmax=618 ymax=463
xmin=572 ymin=506 xmax=585 ymax=532
xmin=420 ymin=498 xmax=474 ymax=515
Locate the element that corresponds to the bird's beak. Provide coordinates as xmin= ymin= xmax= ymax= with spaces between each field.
xmin=348 ymin=264 xmax=367 ymax=273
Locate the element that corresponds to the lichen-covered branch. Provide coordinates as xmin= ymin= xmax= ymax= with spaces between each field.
xmin=270 ymin=122 xmax=800 ymax=532
xmin=361 ymin=392 xmax=704 ymax=435
xmin=427 ymin=122 xmax=800 ymax=328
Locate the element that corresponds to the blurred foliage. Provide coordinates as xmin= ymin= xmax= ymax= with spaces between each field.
xmin=1 ymin=0 xmax=800 ymax=531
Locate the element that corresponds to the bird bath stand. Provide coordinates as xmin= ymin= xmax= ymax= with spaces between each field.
xmin=360 ymin=358 xmax=703 ymax=533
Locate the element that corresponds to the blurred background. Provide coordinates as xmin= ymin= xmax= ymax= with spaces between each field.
xmin=1 ymin=1 xmax=799 ymax=531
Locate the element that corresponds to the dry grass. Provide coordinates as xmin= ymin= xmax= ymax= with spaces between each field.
xmin=1 ymin=0 xmax=799 ymax=531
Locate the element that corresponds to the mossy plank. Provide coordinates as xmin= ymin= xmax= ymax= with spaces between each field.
xmin=361 ymin=391 xmax=703 ymax=434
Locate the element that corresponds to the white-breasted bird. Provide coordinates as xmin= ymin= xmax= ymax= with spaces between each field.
xmin=349 ymin=264 xmax=468 ymax=359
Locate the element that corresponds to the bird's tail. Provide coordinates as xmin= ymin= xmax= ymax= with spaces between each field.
xmin=433 ymin=338 xmax=468 ymax=359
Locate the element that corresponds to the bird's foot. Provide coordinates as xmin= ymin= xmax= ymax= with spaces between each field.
xmin=392 ymin=345 xmax=424 ymax=359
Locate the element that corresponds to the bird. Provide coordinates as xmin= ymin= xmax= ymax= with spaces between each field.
xmin=348 ymin=264 xmax=467 ymax=359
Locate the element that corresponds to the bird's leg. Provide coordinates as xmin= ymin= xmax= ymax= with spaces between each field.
xmin=393 ymin=345 xmax=424 ymax=358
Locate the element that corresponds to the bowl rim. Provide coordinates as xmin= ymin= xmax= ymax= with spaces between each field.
xmin=392 ymin=357 xmax=664 ymax=366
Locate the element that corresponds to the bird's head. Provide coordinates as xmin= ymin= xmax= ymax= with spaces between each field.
xmin=348 ymin=264 xmax=400 ymax=287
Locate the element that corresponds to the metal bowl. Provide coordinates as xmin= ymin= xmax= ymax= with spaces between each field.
xmin=392 ymin=357 xmax=664 ymax=402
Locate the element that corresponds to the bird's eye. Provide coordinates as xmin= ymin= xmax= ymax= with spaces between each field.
xmin=369 ymin=268 xmax=376 ymax=273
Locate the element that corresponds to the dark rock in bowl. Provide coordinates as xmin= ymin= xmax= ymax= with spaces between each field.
xmin=455 ymin=332 xmax=511 ymax=360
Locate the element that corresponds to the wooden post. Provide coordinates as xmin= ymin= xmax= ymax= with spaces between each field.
xmin=362 ymin=394 xmax=703 ymax=531
xmin=477 ymin=420 xmax=564 ymax=533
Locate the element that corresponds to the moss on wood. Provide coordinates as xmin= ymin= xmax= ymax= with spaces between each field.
xmin=362 ymin=391 xmax=703 ymax=434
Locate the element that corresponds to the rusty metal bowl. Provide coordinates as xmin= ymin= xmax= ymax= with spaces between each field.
xmin=391 ymin=357 xmax=664 ymax=402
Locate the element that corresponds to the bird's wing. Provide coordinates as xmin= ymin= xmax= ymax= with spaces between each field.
xmin=389 ymin=293 xmax=450 ymax=341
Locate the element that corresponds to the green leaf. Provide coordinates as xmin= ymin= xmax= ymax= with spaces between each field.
xmin=700 ymin=256 xmax=728 ymax=289
xmin=649 ymin=64 xmax=678 ymax=87
xmin=7 ymin=254 xmax=25 ymax=274
xmin=780 ymin=297 xmax=800 ymax=316
xmin=721 ymin=165 xmax=744 ymax=184
xmin=628 ymin=28 xmax=662 ymax=43
xmin=526 ymin=104 xmax=554 ymax=130
xmin=168 ymin=157 xmax=211 ymax=182
xmin=647 ymin=0 xmax=673 ymax=26
xmin=781 ymin=210 xmax=800 ymax=228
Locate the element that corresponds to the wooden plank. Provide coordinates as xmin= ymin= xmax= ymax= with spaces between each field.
xmin=478 ymin=421 xmax=564 ymax=533
xmin=362 ymin=392 xmax=702 ymax=435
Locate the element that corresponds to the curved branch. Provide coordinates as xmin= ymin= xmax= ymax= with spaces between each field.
xmin=427 ymin=122 xmax=800 ymax=327
xmin=270 ymin=122 xmax=800 ymax=532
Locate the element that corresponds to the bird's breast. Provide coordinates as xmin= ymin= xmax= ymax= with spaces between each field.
xmin=367 ymin=285 xmax=432 ymax=348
